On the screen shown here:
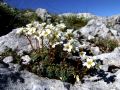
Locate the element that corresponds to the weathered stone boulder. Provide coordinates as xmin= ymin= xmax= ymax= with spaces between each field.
xmin=0 ymin=62 xmax=69 ymax=90
xmin=0 ymin=29 xmax=32 ymax=53
xmin=3 ymin=56 xmax=13 ymax=64
xmin=35 ymin=8 xmax=51 ymax=22
xmin=93 ymin=47 xmax=120 ymax=67
xmin=79 ymin=19 xmax=120 ymax=41
xmin=1 ymin=61 xmax=120 ymax=90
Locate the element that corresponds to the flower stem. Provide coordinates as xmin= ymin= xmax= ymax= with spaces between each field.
xmin=25 ymin=35 xmax=34 ymax=50
xmin=41 ymin=37 xmax=44 ymax=53
xmin=35 ymin=38 xmax=38 ymax=49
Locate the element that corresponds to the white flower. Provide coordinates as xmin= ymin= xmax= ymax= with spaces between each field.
xmin=22 ymin=28 xmax=28 ymax=34
xmin=40 ymin=22 xmax=46 ymax=27
xmin=26 ymin=28 xmax=33 ymax=35
xmin=33 ymin=35 xmax=39 ymax=40
xmin=75 ymin=47 xmax=79 ymax=51
xmin=16 ymin=27 xmax=24 ymax=34
xmin=80 ymin=52 xmax=86 ymax=59
xmin=54 ymin=31 xmax=62 ymax=39
xmin=46 ymin=29 xmax=51 ymax=34
xmin=52 ymin=42 xmax=60 ymax=48
xmin=59 ymin=77 xmax=62 ymax=80
xmin=64 ymin=29 xmax=74 ymax=39
xmin=41 ymin=29 xmax=51 ymax=37
xmin=63 ymin=42 xmax=73 ymax=52
xmin=41 ymin=31 xmax=46 ymax=36
xmin=56 ymin=23 xmax=66 ymax=29
xmin=83 ymin=57 xmax=95 ymax=68
xmin=23 ymin=27 xmax=36 ymax=36
xmin=45 ymin=24 xmax=55 ymax=30
xmin=21 ymin=55 xmax=31 ymax=65
xmin=26 ymin=23 xmax=32 ymax=28
xmin=37 ymin=29 xmax=43 ymax=36
xmin=68 ymin=39 xmax=74 ymax=44
xmin=60 ymin=41 xmax=63 ymax=44
xmin=22 ymin=27 xmax=31 ymax=35
xmin=66 ymin=29 xmax=73 ymax=33
xmin=27 ymin=27 xmax=36 ymax=35
xmin=75 ymin=75 xmax=80 ymax=82
xmin=54 ymin=27 xmax=59 ymax=31
xmin=52 ymin=44 xmax=56 ymax=48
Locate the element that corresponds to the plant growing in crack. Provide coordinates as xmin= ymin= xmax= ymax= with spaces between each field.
xmin=13 ymin=21 xmax=100 ymax=84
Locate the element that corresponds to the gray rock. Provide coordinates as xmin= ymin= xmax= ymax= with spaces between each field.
xmin=3 ymin=56 xmax=13 ymax=64
xmin=35 ymin=8 xmax=51 ymax=21
xmin=99 ymin=65 xmax=109 ymax=71
xmin=79 ymin=18 xmax=120 ymax=41
xmin=8 ymin=63 xmax=21 ymax=72
xmin=0 ymin=62 xmax=68 ymax=90
xmin=59 ymin=13 xmax=99 ymax=20
xmin=0 ymin=29 xmax=33 ymax=53
xmin=93 ymin=47 xmax=120 ymax=66
xmin=1 ymin=59 xmax=120 ymax=90
xmin=113 ymin=24 xmax=120 ymax=32
xmin=0 ymin=29 xmax=51 ymax=54
xmin=107 ymin=15 xmax=120 ymax=31
xmin=113 ymin=47 xmax=120 ymax=53
xmin=91 ymin=46 xmax=101 ymax=55
xmin=71 ymin=69 xmax=120 ymax=90
xmin=80 ymin=19 xmax=109 ymax=38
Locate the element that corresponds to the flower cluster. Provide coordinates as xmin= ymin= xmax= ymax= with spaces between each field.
xmin=12 ymin=20 xmax=101 ymax=84
xmin=16 ymin=21 xmax=96 ymax=68
xmin=16 ymin=21 xmax=80 ymax=52
xmin=83 ymin=57 xmax=95 ymax=68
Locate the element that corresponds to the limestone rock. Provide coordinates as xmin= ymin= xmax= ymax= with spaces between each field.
xmin=93 ymin=47 xmax=120 ymax=67
xmin=35 ymin=8 xmax=51 ymax=21
xmin=0 ymin=29 xmax=32 ymax=53
xmin=0 ymin=62 xmax=68 ymax=90
xmin=91 ymin=46 xmax=101 ymax=55
xmin=0 ymin=62 xmax=120 ymax=90
xmin=3 ymin=56 xmax=13 ymax=63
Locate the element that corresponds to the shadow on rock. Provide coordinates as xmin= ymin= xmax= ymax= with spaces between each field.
xmin=10 ymin=72 xmax=24 ymax=83
xmin=88 ymin=68 xmax=116 ymax=84
xmin=96 ymin=69 xmax=116 ymax=84
xmin=0 ymin=62 xmax=24 ymax=90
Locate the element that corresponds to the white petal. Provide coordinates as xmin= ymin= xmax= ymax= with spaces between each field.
xmin=68 ymin=49 xmax=71 ymax=52
xmin=76 ymin=75 xmax=80 ymax=82
xmin=91 ymin=62 xmax=95 ymax=66
xmin=83 ymin=62 xmax=87 ymax=66
xmin=52 ymin=44 xmax=56 ymax=48
xmin=86 ymin=65 xmax=91 ymax=68
xmin=87 ymin=58 xmax=93 ymax=62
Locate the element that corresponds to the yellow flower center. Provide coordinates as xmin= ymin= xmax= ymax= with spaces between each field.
xmin=87 ymin=61 xmax=93 ymax=65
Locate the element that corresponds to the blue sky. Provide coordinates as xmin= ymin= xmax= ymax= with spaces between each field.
xmin=5 ymin=0 xmax=120 ymax=16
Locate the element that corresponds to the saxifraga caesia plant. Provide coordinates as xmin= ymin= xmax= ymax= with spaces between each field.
xmin=16 ymin=21 xmax=99 ymax=84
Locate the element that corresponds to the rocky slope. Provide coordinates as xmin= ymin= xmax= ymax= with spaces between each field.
xmin=1 ymin=8 xmax=120 ymax=90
